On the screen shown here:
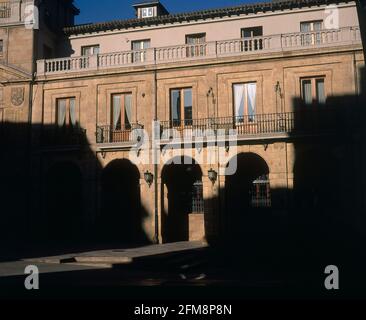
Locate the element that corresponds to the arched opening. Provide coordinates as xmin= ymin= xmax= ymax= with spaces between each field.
xmin=99 ymin=159 xmax=147 ymax=245
xmin=45 ymin=162 xmax=83 ymax=243
xmin=225 ymin=153 xmax=271 ymax=241
xmin=161 ymin=156 xmax=204 ymax=243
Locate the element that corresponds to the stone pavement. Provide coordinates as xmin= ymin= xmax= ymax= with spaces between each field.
xmin=21 ymin=241 xmax=208 ymax=265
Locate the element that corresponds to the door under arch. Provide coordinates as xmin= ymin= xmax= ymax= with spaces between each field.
xmin=162 ymin=157 xmax=204 ymax=243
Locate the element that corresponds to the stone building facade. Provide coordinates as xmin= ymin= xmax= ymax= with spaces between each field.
xmin=0 ymin=0 xmax=365 ymax=247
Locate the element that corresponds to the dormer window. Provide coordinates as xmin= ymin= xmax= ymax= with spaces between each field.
xmin=142 ymin=7 xmax=154 ymax=18
xmin=133 ymin=1 xmax=169 ymax=19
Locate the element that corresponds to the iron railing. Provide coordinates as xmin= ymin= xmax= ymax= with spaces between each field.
xmin=96 ymin=124 xmax=144 ymax=144
xmin=159 ymin=109 xmax=348 ymax=140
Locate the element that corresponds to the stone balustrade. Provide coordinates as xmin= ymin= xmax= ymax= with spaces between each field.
xmin=37 ymin=27 xmax=362 ymax=76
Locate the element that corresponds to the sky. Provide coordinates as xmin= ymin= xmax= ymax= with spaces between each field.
xmin=74 ymin=0 xmax=254 ymax=24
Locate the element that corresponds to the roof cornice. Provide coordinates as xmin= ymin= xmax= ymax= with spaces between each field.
xmin=64 ymin=0 xmax=355 ymax=36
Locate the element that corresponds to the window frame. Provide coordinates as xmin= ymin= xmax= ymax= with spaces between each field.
xmin=232 ymin=82 xmax=257 ymax=122
xmin=185 ymin=33 xmax=206 ymax=57
xmin=81 ymin=45 xmax=100 ymax=56
xmin=110 ymin=92 xmax=133 ymax=131
xmin=170 ymin=87 xmax=193 ymax=127
xmin=300 ymin=76 xmax=327 ymax=106
xmin=56 ymin=97 xmax=77 ymax=128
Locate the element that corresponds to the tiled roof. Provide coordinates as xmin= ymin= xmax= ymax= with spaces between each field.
xmin=64 ymin=0 xmax=351 ymax=36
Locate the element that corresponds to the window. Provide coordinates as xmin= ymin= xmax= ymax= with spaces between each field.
xmin=233 ymin=83 xmax=257 ymax=122
xmin=170 ymin=88 xmax=193 ymax=127
xmin=56 ymin=98 xmax=77 ymax=128
xmin=81 ymin=45 xmax=100 ymax=56
xmin=141 ymin=7 xmax=154 ymax=18
xmin=0 ymin=40 xmax=3 ymax=54
xmin=241 ymin=26 xmax=263 ymax=38
xmin=301 ymin=77 xmax=326 ymax=105
xmin=131 ymin=39 xmax=151 ymax=62
xmin=191 ymin=181 xmax=204 ymax=214
xmin=250 ymin=174 xmax=271 ymax=208
xmin=111 ymin=93 xmax=132 ymax=130
xmin=300 ymin=21 xmax=323 ymax=45
xmin=186 ymin=33 xmax=206 ymax=57
xmin=241 ymin=27 xmax=263 ymax=51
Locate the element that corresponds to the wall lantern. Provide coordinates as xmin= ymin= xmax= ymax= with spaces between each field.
xmin=144 ymin=171 xmax=154 ymax=188
xmin=208 ymin=168 xmax=218 ymax=185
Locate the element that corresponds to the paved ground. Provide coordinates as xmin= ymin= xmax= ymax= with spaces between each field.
xmin=0 ymin=241 xmax=365 ymax=299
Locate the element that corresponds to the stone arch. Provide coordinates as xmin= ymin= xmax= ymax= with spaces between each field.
xmin=161 ymin=156 xmax=204 ymax=243
xmin=99 ymin=158 xmax=148 ymax=244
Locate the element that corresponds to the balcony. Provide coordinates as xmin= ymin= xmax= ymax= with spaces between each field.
xmin=96 ymin=124 xmax=144 ymax=144
xmin=36 ymin=27 xmax=362 ymax=76
xmin=42 ymin=127 xmax=87 ymax=147
xmin=159 ymin=109 xmax=350 ymax=142
xmin=0 ymin=2 xmax=11 ymax=19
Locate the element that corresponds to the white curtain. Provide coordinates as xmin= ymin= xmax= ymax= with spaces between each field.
xmin=57 ymin=99 xmax=66 ymax=127
xmin=112 ymin=95 xmax=121 ymax=129
xmin=234 ymin=84 xmax=245 ymax=120
xmin=303 ymin=80 xmax=312 ymax=105
xmin=69 ymin=98 xmax=76 ymax=126
xmin=316 ymin=80 xmax=326 ymax=104
xmin=124 ymin=94 xmax=132 ymax=126
xmin=247 ymin=83 xmax=257 ymax=120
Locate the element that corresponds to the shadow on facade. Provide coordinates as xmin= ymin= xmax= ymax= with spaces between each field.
xmin=0 ymin=123 xmax=152 ymax=262
xmin=161 ymin=156 xmax=203 ymax=243
xmin=0 ymin=67 xmax=366 ymax=296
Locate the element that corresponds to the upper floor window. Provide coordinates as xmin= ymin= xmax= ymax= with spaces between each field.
xmin=301 ymin=77 xmax=326 ymax=106
xmin=111 ymin=93 xmax=132 ymax=131
xmin=233 ymin=83 xmax=257 ymax=122
xmin=82 ymin=45 xmax=100 ymax=56
xmin=241 ymin=26 xmax=263 ymax=38
xmin=241 ymin=27 xmax=263 ymax=51
xmin=300 ymin=21 xmax=323 ymax=45
xmin=186 ymin=33 xmax=206 ymax=57
xmin=0 ymin=40 xmax=3 ymax=55
xmin=141 ymin=7 xmax=154 ymax=18
xmin=170 ymin=88 xmax=193 ymax=127
xmin=57 ymin=98 xmax=77 ymax=128
xmin=131 ymin=39 xmax=151 ymax=62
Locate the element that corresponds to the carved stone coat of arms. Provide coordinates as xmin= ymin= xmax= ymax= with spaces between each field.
xmin=11 ymin=87 xmax=25 ymax=106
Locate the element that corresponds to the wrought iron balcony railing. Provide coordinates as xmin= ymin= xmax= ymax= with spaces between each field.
xmin=96 ymin=124 xmax=144 ymax=144
xmin=42 ymin=127 xmax=87 ymax=147
xmin=159 ymin=109 xmax=350 ymax=141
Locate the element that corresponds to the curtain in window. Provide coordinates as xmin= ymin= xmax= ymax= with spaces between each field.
xmin=171 ymin=90 xmax=181 ymax=124
xmin=124 ymin=94 xmax=132 ymax=126
xmin=247 ymin=83 xmax=257 ymax=121
xmin=316 ymin=80 xmax=326 ymax=104
xmin=184 ymin=88 xmax=193 ymax=124
xmin=69 ymin=98 xmax=76 ymax=126
xmin=112 ymin=95 xmax=121 ymax=130
xmin=302 ymin=80 xmax=312 ymax=105
xmin=57 ymin=99 xmax=66 ymax=127
xmin=234 ymin=84 xmax=245 ymax=121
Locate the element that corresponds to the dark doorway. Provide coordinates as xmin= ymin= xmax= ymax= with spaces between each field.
xmin=99 ymin=159 xmax=146 ymax=244
xmin=45 ymin=162 xmax=83 ymax=243
xmin=225 ymin=153 xmax=271 ymax=243
xmin=162 ymin=157 xmax=203 ymax=243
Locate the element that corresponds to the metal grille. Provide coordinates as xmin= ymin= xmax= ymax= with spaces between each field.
xmin=250 ymin=175 xmax=271 ymax=208
xmin=191 ymin=181 xmax=204 ymax=214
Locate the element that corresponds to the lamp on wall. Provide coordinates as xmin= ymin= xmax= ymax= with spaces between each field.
xmin=208 ymin=168 xmax=218 ymax=185
xmin=144 ymin=171 xmax=154 ymax=188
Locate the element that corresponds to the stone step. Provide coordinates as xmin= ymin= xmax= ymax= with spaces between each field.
xmin=72 ymin=256 xmax=133 ymax=264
